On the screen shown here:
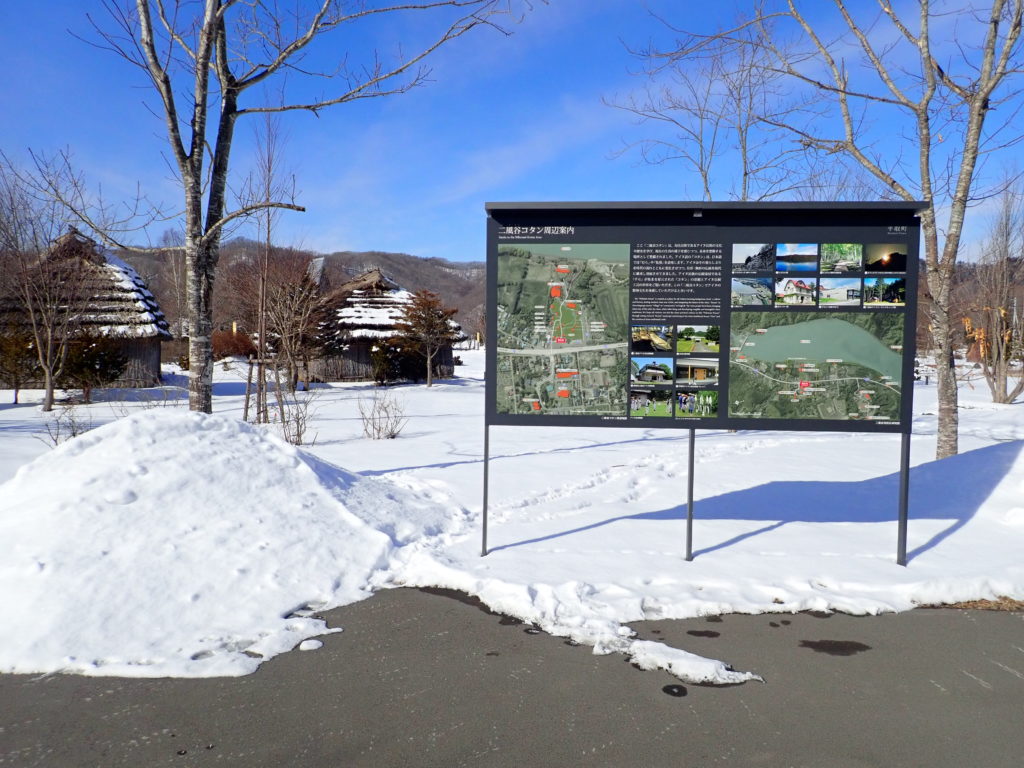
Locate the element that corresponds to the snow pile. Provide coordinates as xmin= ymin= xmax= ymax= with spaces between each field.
xmin=2 ymin=350 xmax=1023 ymax=685
xmin=0 ymin=411 xmax=450 ymax=677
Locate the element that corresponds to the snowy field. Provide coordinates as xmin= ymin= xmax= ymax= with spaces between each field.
xmin=1 ymin=350 xmax=1022 ymax=684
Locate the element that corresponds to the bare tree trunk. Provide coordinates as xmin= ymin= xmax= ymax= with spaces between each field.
xmin=41 ymin=368 xmax=57 ymax=412
xmin=185 ymin=240 xmax=216 ymax=413
xmin=931 ymin=295 xmax=960 ymax=458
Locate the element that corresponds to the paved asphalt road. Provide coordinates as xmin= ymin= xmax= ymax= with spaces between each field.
xmin=1 ymin=588 xmax=1023 ymax=767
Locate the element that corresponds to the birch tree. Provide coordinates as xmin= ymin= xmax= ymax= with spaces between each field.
xmin=633 ymin=1 xmax=1024 ymax=458
xmin=87 ymin=0 xmax=521 ymax=412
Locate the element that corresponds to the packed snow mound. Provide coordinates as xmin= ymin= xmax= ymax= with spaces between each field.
xmin=0 ymin=410 xmax=448 ymax=677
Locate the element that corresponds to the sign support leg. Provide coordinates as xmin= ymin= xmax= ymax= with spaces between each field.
xmin=482 ymin=423 xmax=490 ymax=557
xmin=896 ymin=431 xmax=911 ymax=566
xmin=686 ymin=428 xmax=695 ymax=561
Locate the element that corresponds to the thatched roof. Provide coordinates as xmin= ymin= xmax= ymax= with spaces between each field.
xmin=322 ymin=268 xmax=463 ymax=342
xmin=325 ymin=269 xmax=414 ymax=340
xmin=3 ymin=230 xmax=172 ymax=340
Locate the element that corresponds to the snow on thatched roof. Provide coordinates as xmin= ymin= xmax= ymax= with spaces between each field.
xmin=84 ymin=253 xmax=173 ymax=339
xmin=335 ymin=289 xmax=417 ymax=340
xmin=10 ymin=230 xmax=172 ymax=340
xmin=335 ymin=270 xmax=413 ymax=339
xmin=324 ymin=268 xmax=462 ymax=342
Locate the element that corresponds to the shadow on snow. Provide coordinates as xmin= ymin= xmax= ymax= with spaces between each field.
xmin=491 ymin=440 xmax=1023 ymax=563
xmin=359 ymin=428 xmax=696 ymax=476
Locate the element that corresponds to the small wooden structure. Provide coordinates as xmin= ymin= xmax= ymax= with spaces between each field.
xmin=314 ymin=268 xmax=462 ymax=382
xmin=676 ymin=358 xmax=720 ymax=385
xmin=0 ymin=230 xmax=172 ymax=387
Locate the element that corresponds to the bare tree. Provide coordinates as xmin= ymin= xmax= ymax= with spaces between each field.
xmin=611 ymin=57 xmax=727 ymax=201
xmin=0 ymin=159 xmax=89 ymax=411
xmin=635 ymin=1 xmax=1024 ymax=458
xmin=78 ymin=0 xmax=523 ymax=413
xmin=263 ymin=248 xmax=324 ymax=391
xmin=237 ymin=109 xmax=294 ymax=422
xmin=154 ymin=227 xmax=187 ymax=338
xmin=612 ymin=19 xmax=809 ymax=201
xmin=960 ymin=186 xmax=1024 ymax=402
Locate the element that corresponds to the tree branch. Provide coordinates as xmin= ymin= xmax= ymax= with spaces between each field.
xmin=202 ymin=200 xmax=306 ymax=245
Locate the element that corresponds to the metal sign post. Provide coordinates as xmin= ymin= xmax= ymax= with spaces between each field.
xmin=686 ymin=429 xmax=695 ymax=561
xmin=896 ymin=431 xmax=912 ymax=566
xmin=481 ymin=423 xmax=490 ymax=557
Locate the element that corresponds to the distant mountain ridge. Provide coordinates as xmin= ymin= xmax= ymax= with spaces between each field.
xmin=118 ymin=239 xmax=485 ymax=335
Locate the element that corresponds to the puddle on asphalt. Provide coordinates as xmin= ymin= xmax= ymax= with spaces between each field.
xmin=686 ymin=630 xmax=721 ymax=638
xmin=662 ymin=684 xmax=687 ymax=697
xmin=799 ymin=639 xmax=871 ymax=656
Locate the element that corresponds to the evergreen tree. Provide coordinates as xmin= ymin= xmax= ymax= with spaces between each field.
xmin=0 ymin=329 xmax=40 ymax=404
xmin=393 ymin=290 xmax=462 ymax=387
xmin=61 ymin=336 xmax=128 ymax=404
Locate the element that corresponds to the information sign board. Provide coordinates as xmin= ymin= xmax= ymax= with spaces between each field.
xmin=485 ymin=202 xmax=922 ymax=433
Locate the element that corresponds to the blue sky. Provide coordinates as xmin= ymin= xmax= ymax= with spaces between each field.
xmin=1 ymin=0 xmax=695 ymax=261
xmin=0 ymin=1 xmax=1013 ymax=262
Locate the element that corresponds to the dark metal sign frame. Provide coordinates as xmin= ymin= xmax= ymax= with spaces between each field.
xmin=482 ymin=201 xmax=923 ymax=564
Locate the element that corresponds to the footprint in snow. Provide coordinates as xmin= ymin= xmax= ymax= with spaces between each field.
xmin=104 ymin=488 xmax=138 ymax=505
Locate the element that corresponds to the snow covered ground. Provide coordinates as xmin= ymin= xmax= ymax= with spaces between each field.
xmin=1 ymin=351 xmax=1022 ymax=684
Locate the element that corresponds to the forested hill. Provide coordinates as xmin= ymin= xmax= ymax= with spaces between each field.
xmin=120 ymin=239 xmax=486 ymax=338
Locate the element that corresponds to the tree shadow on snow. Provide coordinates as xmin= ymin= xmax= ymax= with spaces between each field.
xmin=492 ymin=440 xmax=1023 ymax=563
xmin=359 ymin=428 xmax=694 ymax=476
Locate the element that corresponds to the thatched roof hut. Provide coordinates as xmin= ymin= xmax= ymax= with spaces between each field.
xmin=314 ymin=268 xmax=463 ymax=382
xmin=1 ymin=229 xmax=172 ymax=388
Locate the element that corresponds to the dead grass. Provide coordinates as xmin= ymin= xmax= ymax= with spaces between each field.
xmin=921 ymin=596 xmax=1024 ymax=611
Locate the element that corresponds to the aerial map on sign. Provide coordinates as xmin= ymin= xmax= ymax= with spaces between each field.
xmin=728 ymin=312 xmax=904 ymax=421
xmin=496 ymin=243 xmax=629 ymax=415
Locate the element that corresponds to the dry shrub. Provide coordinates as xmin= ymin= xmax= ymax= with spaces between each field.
xmin=212 ymin=329 xmax=256 ymax=359
xmin=358 ymin=391 xmax=407 ymax=439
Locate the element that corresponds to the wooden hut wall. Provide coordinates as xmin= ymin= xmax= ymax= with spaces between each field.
xmin=0 ymin=338 xmax=162 ymax=390
xmin=434 ymin=346 xmax=455 ymax=378
xmin=311 ymin=341 xmax=456 ymax=383
xmin=114 ymin=338 xmax=163 ymax=387
xmin=311 ymin=341 xmax=375 ymax=382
